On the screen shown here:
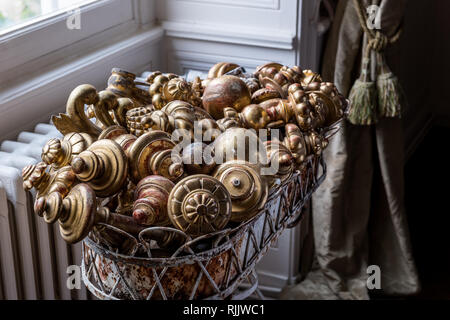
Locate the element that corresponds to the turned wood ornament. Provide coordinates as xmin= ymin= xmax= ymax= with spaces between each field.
xmin=251 ymin=88 xmax=281 ymax=104
xmin=98 ymin=125 xmax=137 ymax=155
xmin=301 ymin=69 xmax=323 ymax=86
xmin=52 ymin=84 xmax=101 ymax=137
xmin=282 ymin=123 xmax=328 ymax=163
xmin=255 ymin=63 xmax=303 ymax=98
xmin=219 ymin=99 xmax=294 ymax=130
xmin=147 ymin=71 xmax=201 ymax=109
xmin=163 ymin=78 xmax=202 ymax=107
xmin=23 ymin=162 xmax=77 ymax=201
xmin=34 ymin=184 xmax=145 ymax=244
xmin=132 ymin=175 xmax=174 ymax=226
xmin=41 ymin=132 xmax=94 ymax=169
xmin=213 ymin=127 xmax=268 ymax=166
xmin=115 ymin=181 xmax=136 ymax=216
xmin=227 ymin=104 xmax=270 ymax=130
xmin=202 ymin=75 xmax=251 ymax=120
xmin=306 ymin=82 xmax=346 ymax=127
xmin=163 ymin=100 xmax=213 ymax=121
xmin=127 ymin=131 xmax=184 ymax=183
xmin=288 ymin=82 xmax=346 ymax=130
xmin=71 ymin=139 xmax=128 ymax=198
xmin=181 ymin=142 xmax=216 ymax=175
xmin=52 ymin=83 xmax=138 ymax=137
xmin=113 ymin=97 xmax=135 ymax=128
xmin=37 ymin=184 xmax=96 ymax=243
xmin=125 ymin=101 xmax=213 ymax=141
xmin=255 ymin=64 xmax=322 ymax=94
xmin=218 ymin=82 xmax=346 ymax=133
xmin=125 ymin=105 xmax=155 ymax=137
xmin=168 ymin=175 xmax=232 ymax=237
xmin=216 ymin=114 xmax=243 ymax=131
xmin=196 ymin=118 xmax=222 ymax=143
xmin=243 ymin=77 xmax=261 ymax=95
xmin=264 ymin=140 xmax=295 ymax=186
xmin=213 ymin=160 xmax=269 ymax=222
xmin=207 ymin=62 xmax=240 ymax=80
xmin=148 ymin=72 xmax=175 ymax=109
xmin=161 ymin=100 xmax=202 ymax=138
xmin=191 ymin=76 xmax=204 ymax=97
xmin=283 ymin=124 xmax=308 ymax=165
xmin=106 ymin=68 xmax=152 ymax=106
xmin=305 ymin=130 xmax=329 ymax=156
xmin=202 ymin=62 xmax=243 ymax=89
xmin=36 ymin=183 xmax=187 ymax=248
xmin=98 ymin=126 xmax=184 ymax=183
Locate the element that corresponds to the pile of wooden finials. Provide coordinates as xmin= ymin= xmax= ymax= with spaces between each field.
xmin=22 ymin=62 xmax=347 ymax=253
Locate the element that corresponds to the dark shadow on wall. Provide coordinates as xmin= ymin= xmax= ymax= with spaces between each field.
xmin=404 ymin=126 xmax=450 ymax=299
xmin=397 ymin=0 xmax=450 ymax=299
xmin=369 ymin=125 xmax=450 ymax=300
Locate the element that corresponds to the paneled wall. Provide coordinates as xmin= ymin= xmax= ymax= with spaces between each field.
xmin=158 ymin=0 xmax=321 ymax=73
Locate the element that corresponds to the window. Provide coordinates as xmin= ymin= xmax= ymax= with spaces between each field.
xmin=0 ymin=0 xmax=96 ymax=34
xmin=0 ymin=0 xmax=147 ymax=85
xmin=0 ymin=0 xmax=160 ymax=141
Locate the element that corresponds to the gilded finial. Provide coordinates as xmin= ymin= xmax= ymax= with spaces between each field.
xmin=168 ymin=175 xmax=232 ymax=237
xmin=71 ymin=139 xmax=128 ymax=197
xmin=41 ymin=132 xmax=93 ymax=169
xmin=213 ymin=161 xmax=268 ymax=222
xmin=22 ymin=162 xmax=49 ymax=193
xmin=132 ymin=176 xmax=174 ymax=226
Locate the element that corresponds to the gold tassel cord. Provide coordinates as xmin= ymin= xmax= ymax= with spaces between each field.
xmin=375 ymin=52 xmax=403 ymax=118
xmin=348 ymin=79 xmax=378 ymax=125
xmin=348 ymin=0 xmax=404 ymax=125
xmin=347 ymin=79 xmax=377 ymax=125
xmin=377 ymin=71 xmax=403 ymax=118
xmin=347 ymin=54 xmax=378 ymax=125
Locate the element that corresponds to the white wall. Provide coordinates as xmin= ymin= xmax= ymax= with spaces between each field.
xmin=158 ymin=0 xmax=321 ymax=73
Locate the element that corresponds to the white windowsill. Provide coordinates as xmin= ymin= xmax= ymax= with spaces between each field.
xmin=0 ymin=26 xmax=163 ymax=141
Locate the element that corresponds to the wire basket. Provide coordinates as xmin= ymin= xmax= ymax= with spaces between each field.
xmin=81 ymin=155 xmax=326 ymax=300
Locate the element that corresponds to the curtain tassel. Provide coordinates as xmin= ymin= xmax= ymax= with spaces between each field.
xmin=377 ymin=72 xmax=403 ymax=118
xmin=347 ymin=58 xmax=378 ymax=125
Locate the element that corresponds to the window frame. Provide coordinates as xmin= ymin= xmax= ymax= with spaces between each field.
xmin=0 ymin=0 xmax=161 ymax=141
xmin=0 ymin=0 xmax=152 ymax=83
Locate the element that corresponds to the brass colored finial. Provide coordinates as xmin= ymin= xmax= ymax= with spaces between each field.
xmin=168 ymin=175 xmax=232 ymax=237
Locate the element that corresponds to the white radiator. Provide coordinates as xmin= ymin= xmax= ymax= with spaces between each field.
xmin=0 ymin=123 xmax=90 ymax=300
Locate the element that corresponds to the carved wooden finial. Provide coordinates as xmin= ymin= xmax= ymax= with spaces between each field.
xmin=132 ymin=176 xmax=174 ymax=226
xmin=71 ymin=139 xmax=128 ymax=197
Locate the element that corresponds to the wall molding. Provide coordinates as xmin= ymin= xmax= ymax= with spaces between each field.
xmin=162 ymin=20 xmax=295 ymax=50
xmin=176 ymin=0 xmax=280 ymax=10
xmin=168 ymin=50 xmax=272 ymax=75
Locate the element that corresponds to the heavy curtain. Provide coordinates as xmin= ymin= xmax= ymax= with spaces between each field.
xmin=282 ymin=0 xmax=420 ymax=300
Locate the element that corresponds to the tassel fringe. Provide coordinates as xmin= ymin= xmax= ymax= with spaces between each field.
xmin=347 ymin=79 xmax=378 ymax=125
xmin=377 ymin=72 xmax=402 ymax=118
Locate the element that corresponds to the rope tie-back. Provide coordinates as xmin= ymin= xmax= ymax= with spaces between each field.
xmin=368 ymin=31 xmax=388 ymax=52
xmin=352 ymin=0 xmax=403 ymax=48
xmin=346 ymin=0 xmax=405 ymax=125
